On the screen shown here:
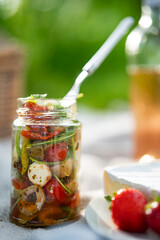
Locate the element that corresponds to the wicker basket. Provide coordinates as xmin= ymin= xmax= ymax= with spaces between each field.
xmin=0 ymin=36 xmax=23 ymax=137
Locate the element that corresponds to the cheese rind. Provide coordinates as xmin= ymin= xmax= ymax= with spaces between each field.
xmin=104 ymin=161 xmax=160 ymax=200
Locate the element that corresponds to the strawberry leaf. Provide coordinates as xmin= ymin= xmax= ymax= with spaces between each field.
xmin=145 ymin=202 xmax=152 ymax=211
xmin=154 ymin=195 xmax=160 ymax=202
xmin=104 ymin=195 xmax=112 ymax=202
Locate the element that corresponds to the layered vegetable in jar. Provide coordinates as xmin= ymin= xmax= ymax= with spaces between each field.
xmin=10 ymin=95 xmax=81 ymax=226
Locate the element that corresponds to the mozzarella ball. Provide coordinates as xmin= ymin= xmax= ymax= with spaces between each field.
xmin=50 ymin=158 xmax=73 ymax=178
xmin=28 ymin=163 xmax=51 ymax=186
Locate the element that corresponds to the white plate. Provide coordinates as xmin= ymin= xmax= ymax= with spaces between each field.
xmin=85 ymin=197 xmax=159 ymax=240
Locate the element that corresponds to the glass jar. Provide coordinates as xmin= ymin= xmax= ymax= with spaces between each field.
xmin=10 ymin=95 xmax=81 ymax=227
xmin=126 ymin=0 xmax=160 ymax=159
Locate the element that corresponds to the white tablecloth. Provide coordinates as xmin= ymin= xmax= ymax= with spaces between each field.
xmin=0 ymin=110 xmax=134 ymax=240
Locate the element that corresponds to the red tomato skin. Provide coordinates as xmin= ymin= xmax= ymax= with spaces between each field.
xmin=45 ymin=143 xmax=68 ymax=162
xmin=12 ymin=176 xmax=30 ymax=190
xmin=43 ymin=179 xmax=69 ymax=204
xmin=70 ymin=192 xmax=80 ymax=209
xmin=24 ymin=101 xmax=47 ymax=112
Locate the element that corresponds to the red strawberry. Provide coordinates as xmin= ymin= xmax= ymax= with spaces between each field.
xmin=145 ymin=201 xmax=160 ymax=235
xmin=108 ymin=188 xmax=147 ymax=233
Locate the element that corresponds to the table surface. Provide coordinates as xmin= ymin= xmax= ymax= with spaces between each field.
xmin=0 ymin=109 xmax=134 ymax=240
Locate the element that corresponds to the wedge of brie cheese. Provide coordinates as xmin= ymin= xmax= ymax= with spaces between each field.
xmin=104 ymin=161 xmax=160 ymax=200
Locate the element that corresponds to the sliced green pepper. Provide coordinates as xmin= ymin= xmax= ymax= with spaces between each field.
xmin=21 ymin=137 xmax=30 ymax=175
xmin=16 ymin=127 xmax=21 ymax=160
xmin=72 ymin=137 xmax=77 ymax=179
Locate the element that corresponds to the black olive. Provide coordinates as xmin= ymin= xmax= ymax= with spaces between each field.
xmin=26 ymin=192 xmax=37 ymax=203
xmin=17 ymin=161 xmax=22 ymax=170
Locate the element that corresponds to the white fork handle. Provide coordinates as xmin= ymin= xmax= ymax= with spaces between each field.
xmin=64 ymin=17 xmax=134 ymax=100
xmin=83 ymin=17 xmax=134 ymax=75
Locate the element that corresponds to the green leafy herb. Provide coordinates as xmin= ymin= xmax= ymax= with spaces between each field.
xmin=72 ymin=120 xmax=80 ymax=124
xmin=53 ymin=173 xmax=71 ymax=194
xmin=49 ymin=99 xmax=64 ymax=110
xmin=30 ymin=94 xmax=47 ymax=99
xmin=16 ymin=127 xmax=21 ymax=160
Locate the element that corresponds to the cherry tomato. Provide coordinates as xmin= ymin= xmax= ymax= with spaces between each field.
xmin=45 ymin=143 xmax=68 ymax=162
xmin=43 ymin=179 xmax=69 ymax=204
xmin=12 ymin=175 xmax=30 ymax=190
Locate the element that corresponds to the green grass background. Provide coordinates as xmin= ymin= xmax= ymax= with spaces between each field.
xmin=0 ymin=0 xmax=141 ymax=109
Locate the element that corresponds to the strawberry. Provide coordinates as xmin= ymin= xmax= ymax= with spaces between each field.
xmin=145 ymin=201 xmax=160 ymax=235
xmin=106 ymin=188 xmax=147 ymax=233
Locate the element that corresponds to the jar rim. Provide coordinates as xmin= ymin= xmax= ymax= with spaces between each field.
xmin=18 ymin=97 xmax=76 ymax=109
xmin=18 ymin=97 xmax=76 ymax=101
xmin=17 ymin=96 xmax=77 ymax=122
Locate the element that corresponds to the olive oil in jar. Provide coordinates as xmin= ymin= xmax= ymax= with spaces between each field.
xmin=129 ymin=66 xmax=160 ymax=158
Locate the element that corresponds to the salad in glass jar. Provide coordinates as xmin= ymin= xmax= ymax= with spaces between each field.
xmin=10 ymin=95 xmax=81 ymax=226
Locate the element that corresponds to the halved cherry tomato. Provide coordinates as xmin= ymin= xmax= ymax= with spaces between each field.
xmin=12 ymin=175 xmax=30 ymax=190
xmin=45 ymin=143 xmax=68 ymax=162
xmin=43 ymin=179 xmax=69 ymax=204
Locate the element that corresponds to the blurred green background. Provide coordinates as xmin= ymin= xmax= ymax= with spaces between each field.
xmin=0 ymin=0 xmax=140 ymax=109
